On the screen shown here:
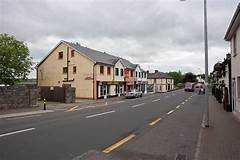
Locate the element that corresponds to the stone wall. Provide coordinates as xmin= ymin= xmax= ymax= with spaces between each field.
xmin=39 ymin=84 xmax=75 ymax=103
xmin=0 ymin=84 xmax=38 ymax=110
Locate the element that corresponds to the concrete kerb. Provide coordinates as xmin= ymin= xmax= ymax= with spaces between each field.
xmin=0 ymin=110 xmax=54 ymax=119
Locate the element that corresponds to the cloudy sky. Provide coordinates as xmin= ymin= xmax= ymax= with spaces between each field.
xmin=1 ymin=0 xmax=239 ymax=78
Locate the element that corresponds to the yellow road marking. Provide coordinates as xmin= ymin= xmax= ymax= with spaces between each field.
xmin=66 ymin=106 xmax=79 ymax=112
xmin=103 ymin=134 xmax=136 ymax=153
xmin=149 ymin=117 xmax=162 ymax=126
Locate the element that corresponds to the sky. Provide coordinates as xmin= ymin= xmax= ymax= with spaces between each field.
xmin=0 ymin=0 xmax=239 ymax=78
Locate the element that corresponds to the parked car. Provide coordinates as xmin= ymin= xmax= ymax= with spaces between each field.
xmin=125 ymin=90 xmax=143 ymax=99
xmin=184 ymin=82 xmax=194 ymax=92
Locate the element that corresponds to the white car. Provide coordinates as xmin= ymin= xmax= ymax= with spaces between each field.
xmin=126 ymin=90 xmax=143 ymax=99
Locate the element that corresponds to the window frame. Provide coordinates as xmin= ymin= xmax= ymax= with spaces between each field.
xmin=71 ymin=50 xmax=75 ymax=57
xmin=73 ymin=66 xmax=77 ymax=74
xmin=233 ymin=34 xmax=237 ymax=57
xmin=115 ymin=68 xmax=119 ymax=76
xmin=107 ymin=67 xmax=111 ymax=75
xmin=58 ymin=51 xmax=63 ymax=59
xmin=63 ymin=67 xmax=68 ymax=74
xmin=100 ymin=66 xmax=104 ymax=75
xmin=120 ymin=69 xmax=124 ymax=76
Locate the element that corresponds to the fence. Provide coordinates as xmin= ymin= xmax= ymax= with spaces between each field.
xmin=0 ymin=84 xmax=38 ymax=110
xmin=39 ymin=85 xmax=75 ymax=103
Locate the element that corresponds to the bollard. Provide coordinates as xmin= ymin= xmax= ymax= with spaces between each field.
xmin=43 ymin=98 xmax=46 ymax=110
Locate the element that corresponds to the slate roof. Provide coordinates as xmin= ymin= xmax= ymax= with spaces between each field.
xmin=147 ymin=72 xmax=172 ymax=79
xmin=120 ymin=58 xmax=137 ymax=69
xmin=64 ymin=41 xmax=119 ymax=65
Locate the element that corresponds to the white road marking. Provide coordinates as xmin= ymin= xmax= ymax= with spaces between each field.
xmin=131 ymin=103 xmax=145 ymax=108
xmin=152 ymin=99 xmax=161 ymax=102
xmin=117 ymin=101 xmax=125 ymax=103
xmin=76 ymin=106 xmax=96 ymax=110
xmin=176 ymin=105 xmax=181 ymax=109
xmin=167 ymin=110 xmax=174 ymax=115
xmin=86 ymin=110 xmax=115 ymax=118
xmin=6 ymin=114 xmax=42 ymax=120
xmin=181 ymin=102 xmax=185 ymax=105
xmin=0 ymin=128 xmax=35 ymax=138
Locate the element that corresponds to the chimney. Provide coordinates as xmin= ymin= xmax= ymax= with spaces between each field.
xmin=155 ymin=70 xmax=158 ymax=73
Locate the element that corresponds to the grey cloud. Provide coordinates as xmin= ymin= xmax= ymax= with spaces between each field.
xmin=0 ymin=0 xmax=239 ymax=77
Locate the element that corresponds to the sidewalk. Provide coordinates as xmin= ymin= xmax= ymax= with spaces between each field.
xmin=198 ymin=96 xmax=240 ymax=160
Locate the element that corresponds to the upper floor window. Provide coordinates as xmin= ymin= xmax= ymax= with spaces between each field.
xmin=73 ymin=66 xmax=76 ymax=74
xmin=120 ymin=69 xmax=124 ymax=76
xmin=58 ymin=52 xmax=63 ymax=59
xmin=115 ymin=68 xmax=119 ymax=76
xmin=63 ymin=67 xmax=67 ymax=74
xmin=71 ymin=50 xmax=75 ymax=57
xmin=107 ymin=67 xmax=111 ymax=75
xmin=237 ymin=76 xmax=240 ymax=98
xmin=139 ymin=72 xmax=141 ymax=78
xmin=233 ymin=34 xmax=237 ymax=56
xmin=100 ymin=66 xmax=104 ymax=74
xmin=130 ymin=70 xmax=133 ymax=77
xmin=135 ymin=71 xmax=138 ymax=77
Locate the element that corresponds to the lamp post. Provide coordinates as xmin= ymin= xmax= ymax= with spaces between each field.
xmin=180 ymin=0 xmax=209 ymax=127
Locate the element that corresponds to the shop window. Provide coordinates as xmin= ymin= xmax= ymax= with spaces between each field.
xmin=107 ymin=67 xmax=111 ymax=75
xmin=100 ymin=66 xmax=104 ymax=74
xmin=58 ymin=52 xmax=63 ymax=59
xmin=73 ymin=66 xmax=76 ymax=74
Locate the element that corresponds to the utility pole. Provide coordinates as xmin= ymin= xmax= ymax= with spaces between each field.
xmin=203 ymin=0 xmax=209 ymax=127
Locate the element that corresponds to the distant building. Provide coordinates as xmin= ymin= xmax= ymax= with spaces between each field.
xmin=147 ymin=70 xmax=174 ymax=93
xmin=225 ymin=3 xmax=240 ymax=113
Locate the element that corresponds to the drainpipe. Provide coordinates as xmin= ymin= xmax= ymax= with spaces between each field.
xmin=66 ymin=46 xmax=69 ymax=82
xmin=93 ymin=63 xmax=96 ymax=100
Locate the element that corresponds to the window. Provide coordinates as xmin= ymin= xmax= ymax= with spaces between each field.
xmin=139 ymin=72 xmax=141 ymax=78
xmin=135 ymin=71 xmax=138 ymax=77
xmin=233 ymin=34 xmax=237 ymax=56
xmin=58 ymin=52 xmax=63 ymax=59
xmin=238 ymin=77 xmax=240 ymax=98
xmin=130 ymin=70 xmax=133 ymax=77
xmin=71 ymin=50 xmax=74 ymax=57
xmin=107 ymin=67 xmax=111 ymax=75
xmin=100 ymin=66 xmax=104 ymax=74
xmin=120 ymin=69 xmax=123 ymax=76
xmin=115 ymin=68 xmax=119 ymax=76
xmin=73 ymin=66 xmax=76 ymax=74
xmin=63 ymin=67 xmax=67 ymax=74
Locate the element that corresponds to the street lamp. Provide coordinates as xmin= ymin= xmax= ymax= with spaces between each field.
xmin=180 ymin=0 xmax=209 ymax=127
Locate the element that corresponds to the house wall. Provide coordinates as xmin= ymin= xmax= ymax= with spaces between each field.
xmin=95 ymin=64 xmax=113 ymax=82
xmin=37 ymin=42 xmax=95 ymax=99
xmin=114 ymin=60 xmax=125 ymax=82
xmin=231 ymin=26 xmax=240 ymax=112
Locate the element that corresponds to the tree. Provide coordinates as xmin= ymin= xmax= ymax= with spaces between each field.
xmin=0 ymin=34 xmax=32 ymax=85
xmin=168 ymin=70 xmax=184 ymax=85
xmin=183 ymin=72 xmax=197 ymax=83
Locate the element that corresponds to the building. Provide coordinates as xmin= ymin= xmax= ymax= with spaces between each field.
xmin=121 ymin=59 xmax=136 ymax=92
xmin=134 ymin=65 xmax=148 ymax=94
xmin=147 ymin=70 xmax=174 ymax=93
xmin=37 ymin=40 xmax=148 ymax=99
xmin=224 ymin=3 xmax=240 ymax=113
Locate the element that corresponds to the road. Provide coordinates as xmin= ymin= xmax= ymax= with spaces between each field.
xmin=0 ymin=90 xmax=200 ymax=160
